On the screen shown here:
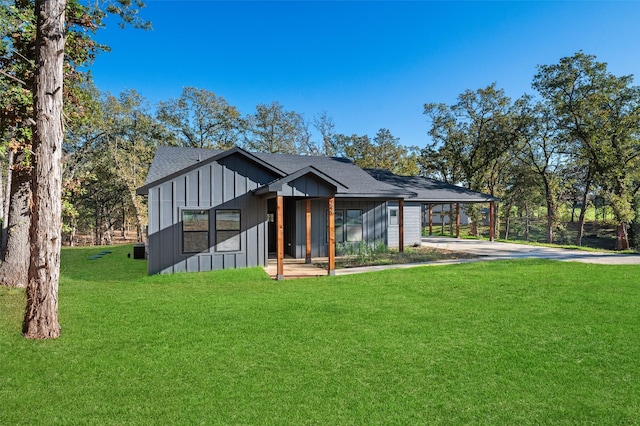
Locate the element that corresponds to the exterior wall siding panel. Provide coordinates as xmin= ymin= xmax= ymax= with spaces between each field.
xmin=146 ymin=154 xmax=276 ymax=275
xmin=291 ymin=198 xmax=388 ymax=258
xmin=404 ymin=202 xmax=422 ymax=246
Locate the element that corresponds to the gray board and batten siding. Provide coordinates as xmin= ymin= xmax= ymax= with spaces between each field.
xmin=143 ymin=151 xmax=278 ymax=275
xmin=291 ymin=198 xmax=391 ymax=259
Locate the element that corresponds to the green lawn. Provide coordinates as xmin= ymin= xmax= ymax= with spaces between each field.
xmin=2 ymin=245 xmax=640 ymax=424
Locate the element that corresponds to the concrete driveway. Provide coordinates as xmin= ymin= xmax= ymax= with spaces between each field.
xmin=421 ymin=236 xmax=640 ymax=265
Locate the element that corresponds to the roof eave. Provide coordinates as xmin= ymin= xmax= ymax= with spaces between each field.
xmin=136 ymin=146 xmax=287 ymax=195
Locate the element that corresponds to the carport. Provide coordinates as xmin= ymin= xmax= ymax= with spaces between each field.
xmin=366 ymin=170 xmax=500 ymax=240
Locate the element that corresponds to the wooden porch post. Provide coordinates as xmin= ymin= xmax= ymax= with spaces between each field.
xmin=305 ymin=198 xmax=312 ymax=264
xmin=399 ymin=199 xmax=404 ymax=253
xmin=429 ymin=203 xmax=433 ymax=236
xmin=276 ymin=195 xmax=284 ymax=280
xmin=489 ymin=201 xmax=495 ymax=242
xmin=327 ymin=197 xmax=335 ymax=276
xmin=456 ymin=203 xmax=461 ymax=238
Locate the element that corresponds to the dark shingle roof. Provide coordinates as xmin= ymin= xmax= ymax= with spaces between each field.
xmin=144 ymin=146 xmax=224 ymax=184
xmin=140 ymin=147 xmax=498 ymax=202
xmin=251 ymin=152 xmax=410 ymax=197
xmin=365 ymin=169 xmax=499 ymax=203
xmin=140 ymin=146 xmax=411 ymax=198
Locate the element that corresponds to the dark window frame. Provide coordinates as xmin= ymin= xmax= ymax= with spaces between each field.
xmin=182 ymin=210 xmax=210 ymax=254
xmin=215 ymin=209 xmax=242 ymax=252
xmin=345 ymin=209 xmax=363 ymax=242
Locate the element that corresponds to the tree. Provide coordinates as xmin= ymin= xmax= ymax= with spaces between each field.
xmin=0 ymin=151 xmax=29 ymax=287
xmin=0 ymin=0 xmax=37 ymax=287
xmin=562 ymin=156 xmax=594 ymax=246
xmin=245 ymin=101 xmax=318 ymax=154
xmin=157 ymin=87 xmax=245 ymax=149
xmin=15 ymin=0 xmax=150 ymax=337
xmin=513 ymin=96 xmax=566 ymax=243
xmin=22 ymin=0 xmax=66 ymax=339
xmin=313 ymin=110 xmax=337 ymax=156
xmin=103 ymin=90 xmax=160 ymax=241
xmin=502 ymin=163 xmax=544 ymax=241
xmin=422 ymin=83 xmax=514 ymax=194
xmin=533 ymin=52 xmax=640 ymax=249
xmin=336 ymin=129 xmax=419 ymax=175
xmin=422 ymin=84 xmax=516 ymax=235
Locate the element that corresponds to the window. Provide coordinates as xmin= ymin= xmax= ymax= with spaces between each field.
xmin=345 ymin=209 xmax=363 ymax=242
xmin=389 ymin=208 xmax=398 ymax=226
xmin=182 ymin=210 xmax=209 ymax=253
xmin=335 ymin=210 xmax=344 ymax=243
xmin=327 ymin=209 xmax=345 ymax=243
xmin=216 ymin=209 xmax=241 ymax=252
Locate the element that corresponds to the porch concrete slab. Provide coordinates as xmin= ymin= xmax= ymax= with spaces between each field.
xmin=421 ymin=236 xmax=640 ymax=265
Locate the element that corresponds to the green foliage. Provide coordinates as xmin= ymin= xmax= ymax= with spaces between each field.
xmin=157 ymin=87 xmax=245 ymax=149
xmin=2 ymin=247 xmax=640 ymax=423
xmin=532 ymin=51 xmax=640 ymax=245
xmin=334 ymin=128 xmax=420 ymax=175
xmin=245 ymin=101 xmax=317 ymax=154
xmin=64 ymin=89 xmax=161 ymax=242
xmin=421 ymin=83 xmax=514 ymax=194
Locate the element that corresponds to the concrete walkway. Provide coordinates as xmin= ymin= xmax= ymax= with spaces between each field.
xmin=420 ymin=236 xmax=640 ymax=265
xmin=264 ymin=237 xmax=640 ymax=279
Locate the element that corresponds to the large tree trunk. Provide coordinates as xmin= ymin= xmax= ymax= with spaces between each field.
xmin=575 ymin=173 xmax=592 ymax=247
xmin=543 ymin=178 xmax=556 ymax=244
xmin=503 ymin=203 xmax=512 ymax=240
xmin=129 ymin=189 xmax=146 ymax=242
xmin=23 ymin=0 xmax=65 ymax=339
xmin=617 ymin=223 xmax=630 ymax=250
xmin=1 ymin=150 xmax=15 ymax=257
xmin=524 ymin=203 xmax=531 ymax=242
xmin=0 ymin=151 xmax=31 ymax=287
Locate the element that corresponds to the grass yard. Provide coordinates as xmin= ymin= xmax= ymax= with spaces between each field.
xmin=2 ymin=245 xmax=640 ymax=424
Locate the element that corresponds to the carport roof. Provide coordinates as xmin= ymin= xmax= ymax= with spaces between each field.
xmin=365 ymin=169 xmax=499 ymax=203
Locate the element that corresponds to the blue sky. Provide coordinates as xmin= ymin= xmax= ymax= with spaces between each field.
xmin=90 ymin=1 xmax=640 ymax=149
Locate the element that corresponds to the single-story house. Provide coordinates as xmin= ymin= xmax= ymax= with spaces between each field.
xmin=137 ymin=146 xmax=498 ymax=278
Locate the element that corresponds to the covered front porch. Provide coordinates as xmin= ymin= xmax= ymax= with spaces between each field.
xmin=255 ymin=167 xmax=406 ymax=280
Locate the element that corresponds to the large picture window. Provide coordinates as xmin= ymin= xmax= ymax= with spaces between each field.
xmin=216 ymin=209 xmax=241 ymax=252
xmin=345 ymin=209 xmax=363 ymax=242
xmin=182 ymin=210 xmax=209 ymax=253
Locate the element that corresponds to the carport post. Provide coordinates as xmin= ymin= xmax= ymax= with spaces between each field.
xmin=456 ymin=203 xmax=461 ymax=238
xmin=399 ymin=199 xmax=404 ymax=252
xmin=428 ymin=203 xmax=433 ymax=236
